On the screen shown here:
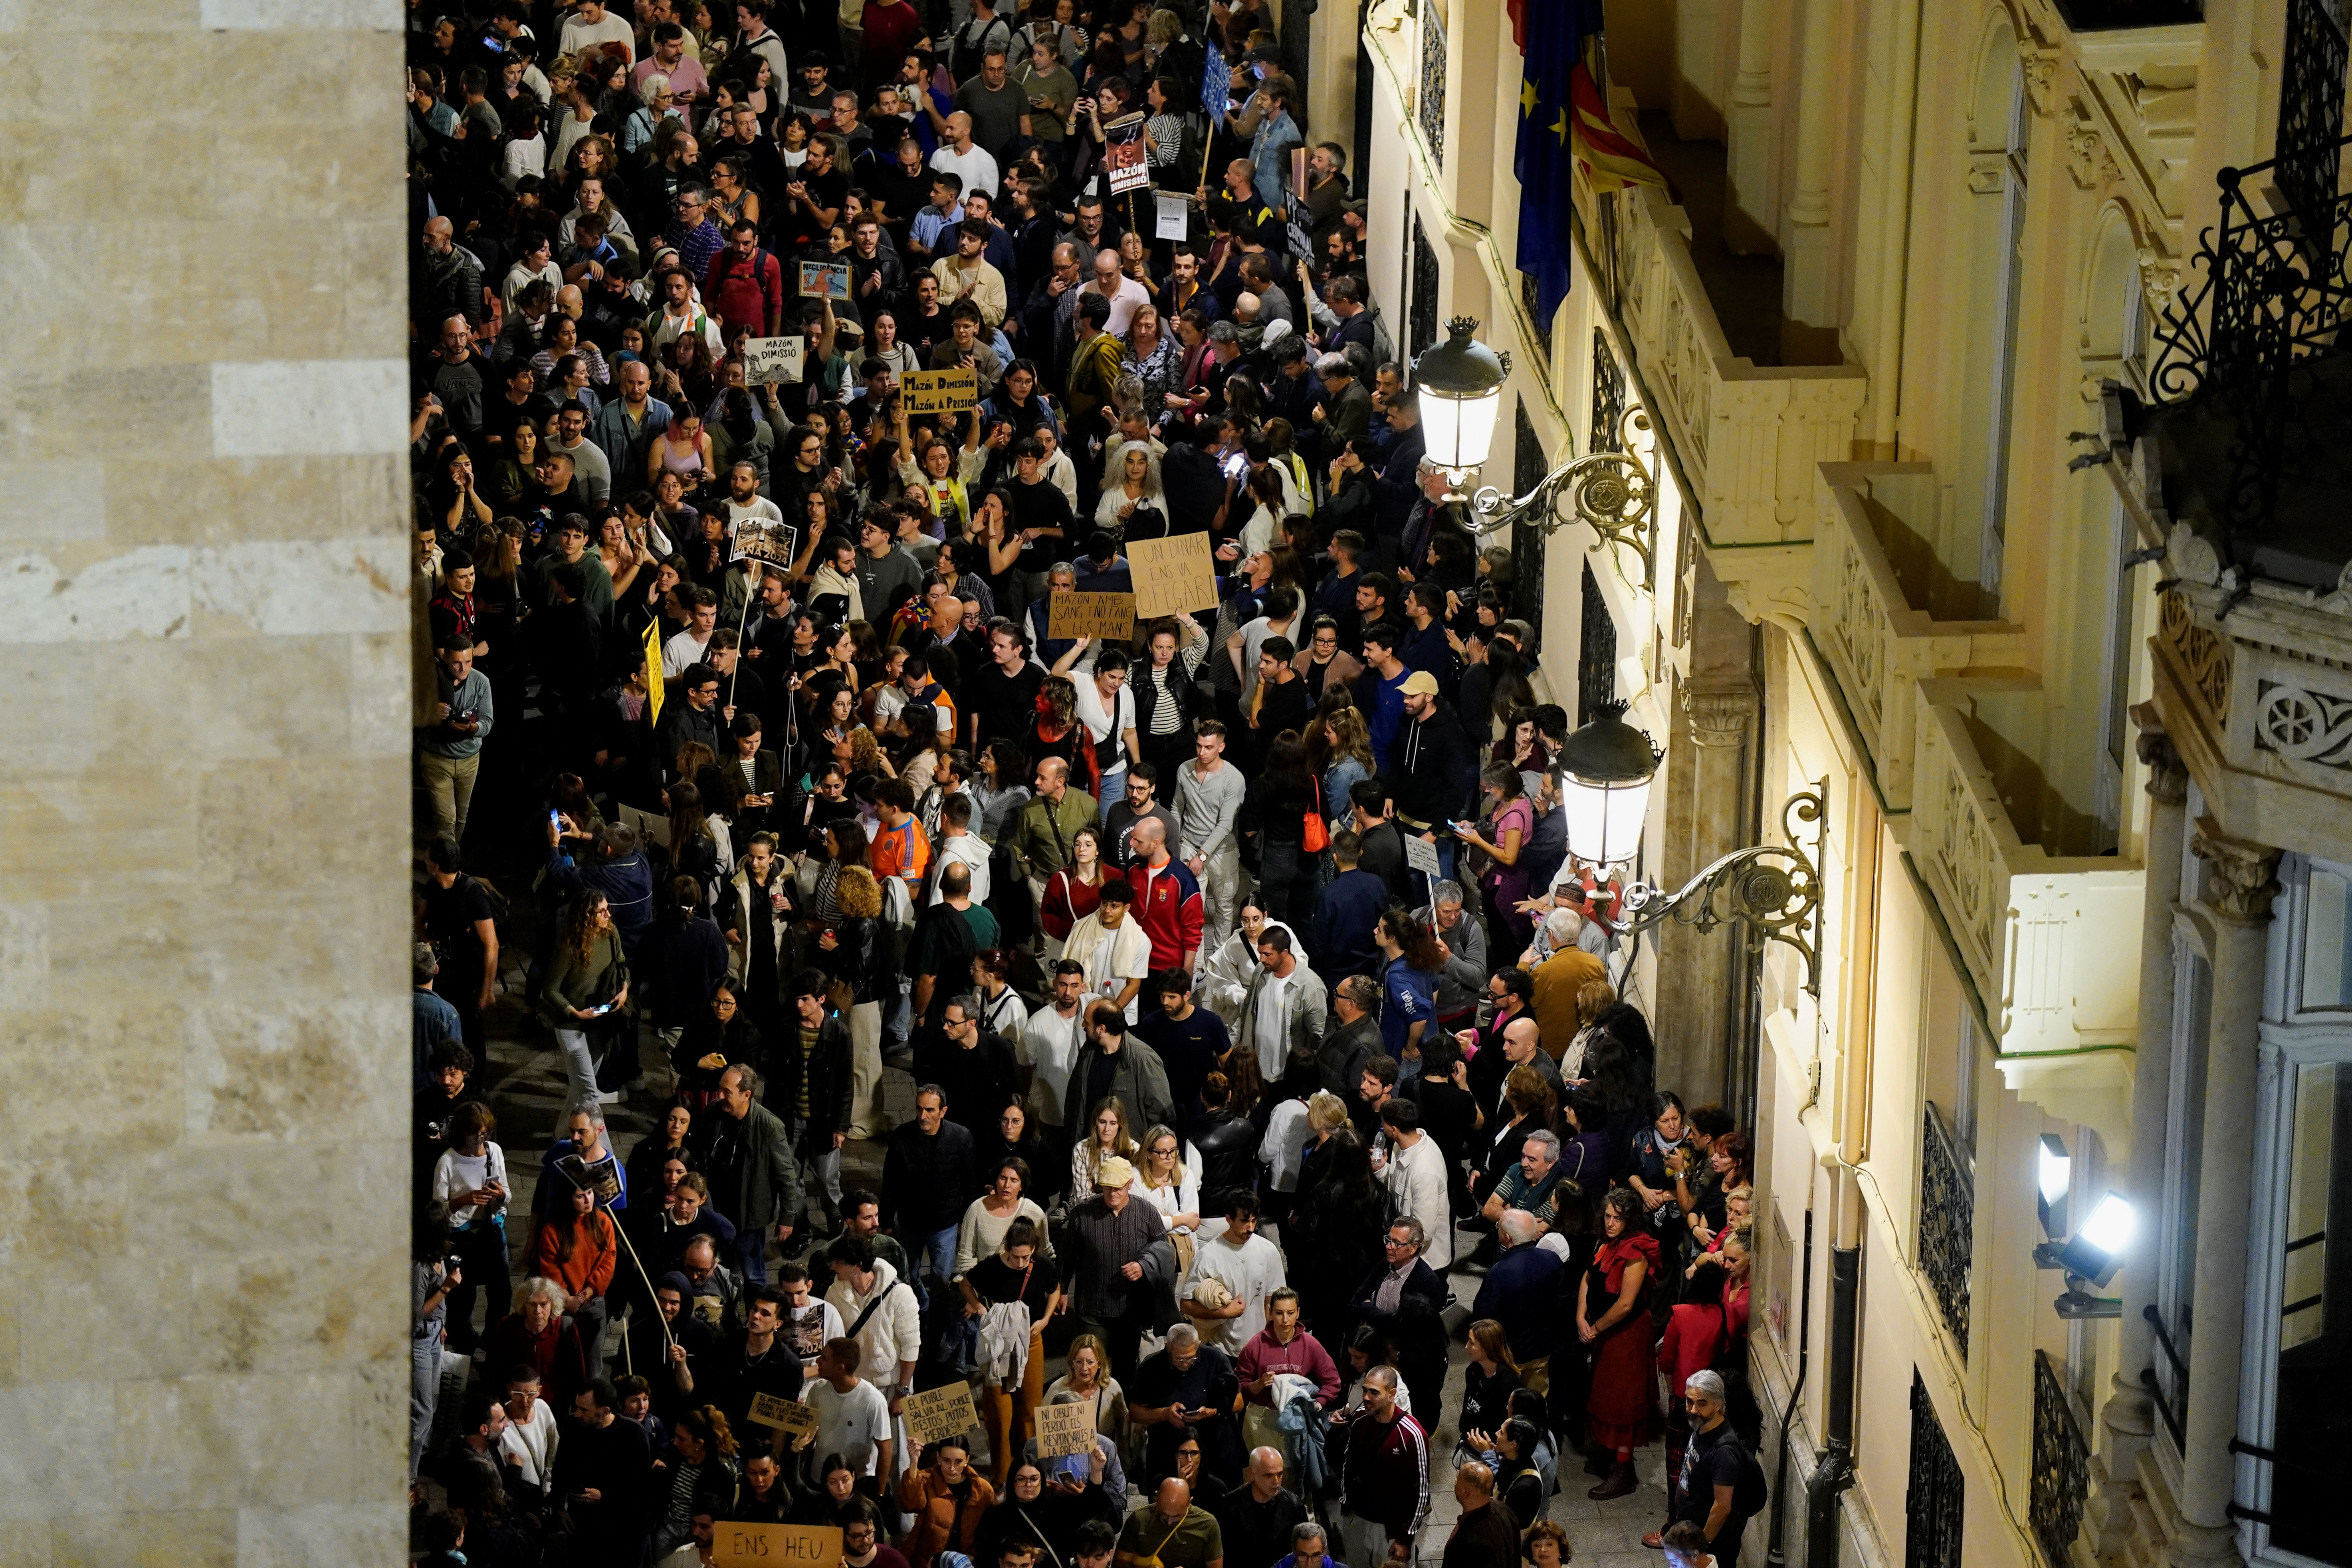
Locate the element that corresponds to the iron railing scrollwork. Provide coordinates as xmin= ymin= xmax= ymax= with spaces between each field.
xmin=1591 ymin=327 xmax=1627 ymax=457
xmin=2277 ymin=0 xmax=2348 ymax=221
xmin=1416 ymin=0 xmax=1446 ymax=169
xmin=1409 ymin=216 xmax=1441 ymax=365
xmin=1919 ymin=1104 xmax=1974 ymax=1357
xmin=1513 ymin=398 xmax=1549 ymax=650
xmin=2031 ymin=1352 xmax=2090 ymax=1568
xmin=1906 ymin=1370 xmax=1966 ymax=1568
xmin=2146 ymin=121 xmax=2352 ymax=543
xmin=1578 ymin=561 xmax=1617 ymax=728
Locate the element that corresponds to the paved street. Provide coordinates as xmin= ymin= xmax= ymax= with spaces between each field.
xmin=470 ymin=983 xmax=1671 ymax=1564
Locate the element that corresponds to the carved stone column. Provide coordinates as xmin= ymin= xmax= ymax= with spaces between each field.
xmin=2167 ymin=824 xmax=2281 ymax=1568
xmin=2082 ymin=712 xmax=2189 ymax=1564
xmin=1652 ymin=675 xmax=1761 ymax=1108
xmin=1726 ymin=0 xmax=1776 ymax=250
xmin=1781 ymin=0 xmax=1839 ymax=325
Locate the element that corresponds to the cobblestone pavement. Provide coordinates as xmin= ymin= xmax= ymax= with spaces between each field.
xmin=471 ymin=984 xmax=1670 ymax=1564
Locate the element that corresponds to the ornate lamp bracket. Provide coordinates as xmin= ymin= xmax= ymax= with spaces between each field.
xmin=1587 ymin=779 xmax=1829 ymax=997
xmin=1462 ymin=405 xmax=1659 ymax=583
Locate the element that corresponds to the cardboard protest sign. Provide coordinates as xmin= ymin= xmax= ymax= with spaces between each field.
xmin=1128 ymin=533 xmax=1220 ymax=620
xmin=799 ymin=260 xmax=851 ymax=300
xmin=747 ymin=1394 xmax=819 ymax=1437
xmin=901 ymin=1380 xmax=979 ymax=1446
xmin=1048 ymin=592 xmax=1138 ymax=642
xmin=1104 ymin=112 xmax=1149 ymax=194
xmin=1032 ymin=1399 xmax=1098 ymax=1459
xmin=711 ymin=1524 xmax=842 ymax=1568
xmin=903 ymin=367 xmax=981 ymax=415
xmin=730 ymin=518 xmax=801 ymax=570
xmin=740 ymin=336 xmax=804 ymax=385
xmin=1404 ymin=834 xmax=1442 ymax=877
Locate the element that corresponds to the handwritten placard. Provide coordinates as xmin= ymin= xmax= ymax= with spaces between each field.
xmin=903 ymin=367 xmax=981 ymax=415
xmin=1048 ymin=591 xmax=1137 ymax=642
xmin=712 ymin=1523 xmax=842 ymax=1568
xmin=1403 ymin=833 xmax=1441 ymax=877
xmin=741 ymin=336 xmax=804 ymax=385
xmin=731 ymin=518 xmax=802 ymax=570
xmin=747 ymin=1393 xmax=819 ymax=1437
xmin=799 ymin=260 xmax=851 ymax=300
xmin=1032 ymin=1399 xmax=1097 ymax=1459
xmin=1128 ymin=533 xmax=1219 ymax=620
xmin=901 ymin=1379 xmax=979 ymax=1446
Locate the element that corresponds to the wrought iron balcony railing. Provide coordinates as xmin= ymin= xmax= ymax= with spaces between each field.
xmin=2146 ymin=128 xmax=2352 ymax=583
xmin=1919 ymin=1104 xmax=1975 ymax=1357
xmin=2031 ymin=1352 xmax=2090 ymax=1568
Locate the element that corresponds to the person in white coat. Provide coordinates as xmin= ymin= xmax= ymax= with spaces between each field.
xmin=1371 ymin=1098 xmax=1452 ymax=1271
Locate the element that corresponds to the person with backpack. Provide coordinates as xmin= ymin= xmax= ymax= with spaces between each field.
xmin=701 ymin=217 xmax=785 ymax=338
xmin=1651 ymin=1369 xmax=1765 ymax=1566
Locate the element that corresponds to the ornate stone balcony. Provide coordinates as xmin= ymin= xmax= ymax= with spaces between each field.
xmin=1603 ymin=185 xmax=1868 ymax=626
xmin=1808 ymin=465 xmax=2027 ymax=809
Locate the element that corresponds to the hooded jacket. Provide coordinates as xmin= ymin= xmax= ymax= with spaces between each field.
xmin=1389 ymin=699 xmax=1477 ymax=832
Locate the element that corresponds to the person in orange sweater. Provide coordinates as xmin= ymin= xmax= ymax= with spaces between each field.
xmin=896 ymin=1435 xmax=996 ymax=1567
xmin=533 ymin=1181 xmax=619 ymax=1359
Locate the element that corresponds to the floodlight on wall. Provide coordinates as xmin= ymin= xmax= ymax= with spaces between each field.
xmin=1554 ymin=705 xmax=1830 ymax=998
xmin=2039 ymin=1190 xmax=2137 ymax=1318
xmin=2037 ymin=1134 xmax=2071 ymax=1240
xmin=1409 ymin=317 xmax=1660 ymax=581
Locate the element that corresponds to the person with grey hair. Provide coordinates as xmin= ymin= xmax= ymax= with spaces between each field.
xmin=1469 ymin=1208 xmax=1567 ymax=1390
xmin=1655 ymin=1368 xmax=1757 ymax=1564
xmin=1415 ymin=882 xmax=1487 ymax=1028
xmin=1130 ymin=1316 xmax=1238 ymax=1482
xmin=1481 ymin=1128 xmax=1566 ymax=1226
xmin=1313 ymin=349 xmax=1372 ymax=457
xmin=705 ymin=1060 xmax=804 ymax=1286
xmin=1351 ymin=1217 xmax=1448 ymax=1424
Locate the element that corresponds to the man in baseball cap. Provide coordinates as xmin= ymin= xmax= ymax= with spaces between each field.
xmin=1389 ymin=667 xmax=1474 ymax=880
xmin=1067 ymin=1152 xmax=1165 ymax=1376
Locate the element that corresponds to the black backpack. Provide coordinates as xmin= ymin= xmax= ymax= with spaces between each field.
xmin=1732 ymin=1434 xmax=1769 ymax=1517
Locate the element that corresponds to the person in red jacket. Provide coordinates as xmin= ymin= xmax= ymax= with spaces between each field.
xmin=703 ymin=218 xmax=784 ymax=339
xmin=1125 ymin=817 xmax=1205 ymax=973
xmin=1653 ymin=1227 xmax=1751 ymax=1523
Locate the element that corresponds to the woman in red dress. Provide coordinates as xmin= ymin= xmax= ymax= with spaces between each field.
xmin=1579 ymin=1185 xmax=1662 ymax=1499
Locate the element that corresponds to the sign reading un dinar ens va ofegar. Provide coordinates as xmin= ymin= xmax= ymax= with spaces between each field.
xmin=712 ymin=1524 xmax=841 ymax=1568
xmin=1127 ymin=533 xmax=1219 ymax=620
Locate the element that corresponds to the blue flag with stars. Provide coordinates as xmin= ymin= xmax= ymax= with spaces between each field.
xmin=1514 ymin=0 xmax=1584 ymax=325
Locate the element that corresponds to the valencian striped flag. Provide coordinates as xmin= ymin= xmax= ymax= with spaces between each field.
xmin=1512 ymin=0 xmax=1671 ymax=321
xmin=642 ymin=616 xmax=666 ymax=725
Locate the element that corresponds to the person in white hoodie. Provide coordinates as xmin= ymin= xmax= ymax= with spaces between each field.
xmin=822 ymin=1233 xmax=923 ymax=1489
xmin=808 ymin=533 xmax=867 ymax=622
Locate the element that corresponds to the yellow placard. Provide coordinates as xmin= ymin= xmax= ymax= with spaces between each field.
xmin=711 ymin=1524 xmax=842 ymax=1568
xmin=900 ymin=1379 xmax=979 ymax=1446
xmin=1048 ymin=591 xmax=1139 ymax=642
xmin=1128 ymin=532 xmax=1220 ymax=620
xmin=903 ymin=367 xmax=981 ymax=415
xmin=1032 ymin=1399 xmax=1098 ymax=1458
xmin=747 ymin=1393 xmax=818 ymax=1436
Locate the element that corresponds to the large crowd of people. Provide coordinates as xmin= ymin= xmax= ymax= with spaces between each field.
xmin=406 ymin=0 xmax=1762 ymax=1565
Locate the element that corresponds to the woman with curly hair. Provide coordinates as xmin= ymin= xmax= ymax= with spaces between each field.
xmin=824 ymin=863 xmax=890 ymax=1139
xmin=1578 ymin=1185 xmax=1662 ymax=1498
xmin=652 ymin=1405 xmax=741 ymax=1557
xmin=541 ymin=892 xmax=629 ymax=1107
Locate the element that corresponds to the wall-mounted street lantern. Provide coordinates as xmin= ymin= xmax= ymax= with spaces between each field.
xmin=1411 ymin=316 xmax=1661 ymax=579
xmin=1552 ymin=704 xmax=1829 ymax=997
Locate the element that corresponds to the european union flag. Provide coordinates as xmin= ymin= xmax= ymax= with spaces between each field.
xmin=1203 ymin=46 xmax=1232 ymax=121
xmin=1515 ymin=0 xmax=1669 ymax=324
xmin=1514 ymin=0 xmax=1585 ymax=324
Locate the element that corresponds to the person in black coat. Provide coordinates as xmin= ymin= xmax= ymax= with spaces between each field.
xmin=1349 ymin=1214 xmax=1450 ymax=1426
xmin=765 ymin=969 xmax=857 ymax=1228
xmin=880 ymin=1085 xmax=980 ymax=1292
